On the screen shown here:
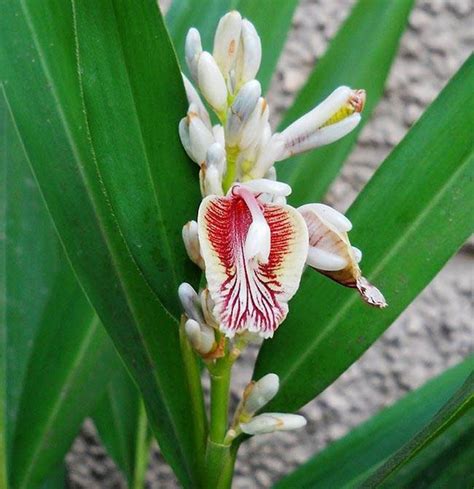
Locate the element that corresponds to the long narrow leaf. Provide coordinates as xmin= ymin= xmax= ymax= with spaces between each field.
xmin=364 ymin=371 xmax=474 ymax=487
xmin=254 ymin=56 xmax=474 ymax=413
xmin=1 ymin=89 xmax=118 ymax=489
xmin=274 ymin=356 xmax=474 ymax=488
xmin=278 ymin=0 xmax=415 ymax=204
xmin=0 ymin=1 xmax=203 ymax=486
xmin=93 ymin=369 xmax=150 ymax=487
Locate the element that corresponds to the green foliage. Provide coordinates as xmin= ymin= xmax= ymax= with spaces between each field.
xmin=254 ymin=55 xmax=474 ymax=413
xmin=274 ymin=356 xmax=474 ymax=488
xmin=93 ymin=369 xmax=151 ymax=488
xmin=279 ymin=0 xmax=415 ymax=204
xmin=0 ymin=89 xmax=119 ymax=489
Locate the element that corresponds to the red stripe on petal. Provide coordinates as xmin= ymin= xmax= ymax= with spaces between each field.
xmin=201 ymin=195 xmax=300 ymax=337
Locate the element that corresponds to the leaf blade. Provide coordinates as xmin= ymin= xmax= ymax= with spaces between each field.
xmin=278 ymin=0 xmax=415 ymax=204
xmin=254 ymin=55 xmax=474 ymax=414
xmin=0 ymin=1 xmax=204 ymax=485
xmin=274 ymin=357 xmax=474 ymax=489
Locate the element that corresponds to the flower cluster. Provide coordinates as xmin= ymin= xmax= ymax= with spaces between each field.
xmin=178 ymin=11 xmax=386 ymax=437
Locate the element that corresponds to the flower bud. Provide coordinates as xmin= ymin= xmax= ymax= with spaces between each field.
xmin=226 ymin=80 xmax=261 ymax=146
xmin=277 ymin=86 xmax=364 ymax=160
xmin=240 ymin=97 xmax=269 ymax=150
xmin=200 ymin=163 xmax=223 ymax=197
xmin=182 ymin=74 xmax=211 ymax=129
xmin=240 ymin=413 xmax=307 ymax=435
xmin=187 ymin=104 xmax=216 ymax=165
xmin=185 ymin=28 xmax=202 ymax=81
xmin=213 ymin=11 xmax=242 ymax=78
xmin=198 ymin=52 xmax=228 ymax=114
xmin=182 ymin=221 xmax=204 ymax=270
xmin=200 ymin=288 xmax=219 ymax=329
xmin=235 ymin=19 xmax=262 ymax=86
xmin=185 ymin=318 xmax=215 ymax=355
xmin=298 ymin=204 xmax=387 ymax=308
xmin=178 ymin=283 xmax=204 ymax=322
xmin=212 ymin=124 xmax=225 ymax=147
xmin=243 ymin=374 xmax=279 ymax=415
xmin=206 ymin=142 xmax=227 ymax=176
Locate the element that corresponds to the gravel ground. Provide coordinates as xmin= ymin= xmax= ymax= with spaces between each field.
xmin=67 ymin=0 xmax=474 ymax=487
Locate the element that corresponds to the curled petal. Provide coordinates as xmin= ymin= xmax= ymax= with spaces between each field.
xmin=299 ymin=204 xmax=387 ymax=308
xmin=198 ymin=193 xmax=308 ymax=338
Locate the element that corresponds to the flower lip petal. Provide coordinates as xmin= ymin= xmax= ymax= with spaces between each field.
xmin=198 ymin=193 xmax=308 ymax=338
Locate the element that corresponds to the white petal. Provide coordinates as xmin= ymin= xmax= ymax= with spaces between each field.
xmin=206 ymin=142 xmax=226 ymax=175
xmin=306 ymin=247 xmax=348 ymax=271
xmin=279 ymin=86 xmax=352 ymax=144
xmin=241 ymin=179 xmax=292 ymax=197
xmin=299 ymin=203 xmax=352 ymax=232
xmin=182 ymin=221 xmax=204 ymax=269
xmin=178 ymin=283 xmax=204 ymax=323
xmin=235 ymin=19 xmax=262 ymax=85
xmin=277 ymin=113 xmax=361 ymax=160
xmin=188 ymin=109 xmax=216 ymax=165
xmin=185 ymin=28 xmax=202 ymax=81
xmin=227 ymin=80 xmax=261 ymax=145
xmin=244 ymin=373 xmax=280 ymax=414
xmin=182 ymin=74 xmax=212 ymax=129
xmin=240 ymin=98 xmax=269 ymax=150
xmin=240 ymin=413 xmax=306 ymax=435
xmin=213 ymin=11 xmax=242 ymax=77
xmin=352 ymin=246 xmax=362 ymax=263
xmin=198 ymin=52 xmax=228 ymax=113
xmin=212 ymin=124 xmax=225 ymax=147
xmin=178 ymin=118 xmax=194 ymax=162
xmin=202 ymin=164 xmax=223 ymax=196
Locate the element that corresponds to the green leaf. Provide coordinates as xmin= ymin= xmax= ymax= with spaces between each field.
xmin=364 ymin=370 xmax=474 ymax=487
xmin=0 ymin=89 xmax=118 ymax=489
xmin=278 ymin=0 xmax=415 ymax=204
xmin=39 ymin=464 xmax=67 ymax=489
xmin=380 ymin=413 xmax=474 ymax=489
xmin=166 ymin=0 xmax=299 ymax=91
xmin=93 ymin=369 xmax=151 ymax=488
xmin=273 ymin=357 xmax=474 ymax=489
xmin=0 ymin=1 xmax=204 ymax=486
xmin=254 ymin=55 xmax=474 ymax=413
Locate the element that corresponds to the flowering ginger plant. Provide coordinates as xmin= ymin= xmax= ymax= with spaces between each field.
xmin=176 ymin=10 xmax=387 ymax=466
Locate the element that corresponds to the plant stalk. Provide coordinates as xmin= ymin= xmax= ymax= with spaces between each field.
xmin=132 ymin=399 xmax=149 ymax=489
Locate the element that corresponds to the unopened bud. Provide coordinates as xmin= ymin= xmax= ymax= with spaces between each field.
xmin=213 ymin=11 xmax=242 ymax=78
xmin=206 ymin=142 xmax=227 ymax=176
xmin=200 ymin=164 xmax=223 ymax=196
xmin=178 ymin=283 xmax=204 ymax=323
xmin=240 ymin=413 xmax=307 ymax=435
xmin=240 ymin=97 xmax=269 ymax=150
xmin=182 ymin=221 xmax=204 ymax=270
xmin=185 ymin=28 xmax=202 ymax=81
xmin=235 ymin=19 xmax=262 ymax=86
xmin=212 ymin=124 xmax=225 ymax=147
xmin=278 ymin=86 xmax=363 ymax=160
xmin=200 ymin=288 xmax=219 ymax=329
xmin=198 ymin=52 xmax=228 ymax=114
xmin=243 ymin=374 xmax=279 ymax=414
xmin=227 ymin=80 xmax=261 ymax=145
xmin=187 ymin=105 xmax=215 ymax=165
xmin=185 ymin=318 xmax=215 ymax=355
xmin=182 ymin=74 xmax=212 ymax=129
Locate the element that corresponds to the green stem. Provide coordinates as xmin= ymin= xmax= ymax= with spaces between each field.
xmin=204 ymin=440 xmax=237 ymax=489
xmin=132 ymin=400 xmax=149 ymax=489
xmin=209 ymin=358 xmax=232 ymax=443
